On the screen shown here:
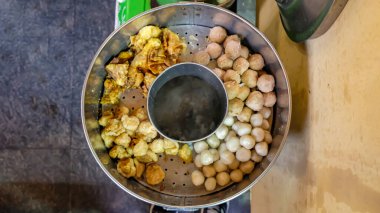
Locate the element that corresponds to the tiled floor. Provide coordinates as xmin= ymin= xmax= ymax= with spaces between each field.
xmin=0 ymin=1 xmax=250 ymax=212
xmin=0 ymin=0 xmax=148 ymax=212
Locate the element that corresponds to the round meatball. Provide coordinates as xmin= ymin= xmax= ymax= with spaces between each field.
xmin=217 ymin=54 xmax=233 ymax=70
xmin=248 ymin=54 xmax=265 ymax=70
xmin=257 ymin=74 xmax=275 ymax=93
xmin=206 ymin=42 xmax=223 ymax=59
xmin=194 ymin=51 xmax=210 ymax=66
xmin=209 ymin=26 xmax=227 ymax=43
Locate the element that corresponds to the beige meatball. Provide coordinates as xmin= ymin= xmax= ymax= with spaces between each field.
xmin=240 ymin=45 xmax=249 ymax=59
xmin=207 ymin=134 xmax=220 ymax=149
xmin=225 ymin=136 xmax=241 ymax=152
xmin=257 ymin=74 xmax=275 ymax=93
xmin=216 ymin=172 xmax=231 ymax=186
xmin=209 ymin=26 xmax=227 ymax=43
xmin=194 ymin=141 xmax=209 ymax=154
xmin=215 ymin=124 xmax=229 ymax=140
xmin=248 ymin=54 xmax=265 ymax=70
xmin=191 ymin=170 xmax=205 ymax=186
xmin=240 ymin=135 xmax=256 ymax=150
xmin=237 ymin=107 xmax=253 ymax=123
xmin=261 ymin=119 xmax=270 ymax=130
xmin=200 ymin=150 xmax=214 ymax=166
xmin=263 ymin=91 xmax=277 ymax=107
xmin=202 ymin=165 xmax=217 ymax=178
xmin=206 ymin=42 xmax=223 ymax=59
xmin=228 ymin=98 xmax=244 ymax=116
xmin=194 ymin=154 xmax=203 ymax=168
xmin=236 ymin=85 xmax=250 ymax=101
xmin=239 ymin=160 xmax=255 ymax=174
xmin=246 ymin=91 xmax=264 ymax=111
xmin=220 ymin=150 xmax=235 ymax=165
xmin=233 ymin=57 xmax=249 ymax=74
xmin=225 ymin=39 xmax=241 ymax=60
xmin=205 ymin=177 xmax=217 ymax=191
xmin=250 ymin=113 xmax=263 ymax=127
xmin=232 ymin=122 xmax=252 ymax=136
xmin=224 ymin=81 xmax=240 ymax=100
xmin=255 ymin=142 xmax=268 ymax=156
xmin=259 ymin=107 xmax=272 ymax=119
xmin=212 ymin=68 xmax=226 ymax=79
xmin=223 ymin=115 xmax=235 ymax=127
xmin=236 ymin=147 xmax=251 ymax=162
xmin=251 ymin=150 xmax=263 ymax=162
xmin=223 ymin=69 xmax=241 ymax=83
xmin=252 ymin=127 xmax=265 ymax=142
xmin=214 ymin=160 xmax=228 ymax=172
xmin=225 ymin=130 xmax=237 ymax=142
xmin=228 ymin=158 xmax=240 ymax=170
xmin=241 ymin=69 xmax=258 ymax=88
xmin=217 ymin=54 xmax=233 ymax=69
xmin=223 ymin=35 xmax=240 ymax=48
xmin=194 ymin=51 xmax=210 ymax=66
xmin=230 ymin=169 xmax=244 ymax=182
xmin=264 ymin=131 xmax=273 ymax=144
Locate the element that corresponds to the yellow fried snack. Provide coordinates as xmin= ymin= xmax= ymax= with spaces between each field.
xmin=98 ymin=110 xmax=114 ymax=126
xmin=114 ymin=132 xmax=131 ymax=148
xmin=178 ymin=144 xmax=193 ymax=163
xmin=130 ymin=26 xmax=162 ymax=52
xmin=103 ymin=119 xmax=125 ymax=137
xmin=101 ymin=79 xmax=124 ymax=104
xmin=109 ymin=145 xmax=131 ymax=159
xmin=134 ymin=158 xmax=146 ymax=178
xmin=162 ymin=28 xmax=187 ymax=57
xmin=163 ymin=138 xmax=179 ymax=155
xmin=136 ymin=120 xmax=158 ymax=142
xmin=135 ymin=150 xmax=158 ymax=163
xmin=145 ymin=163 xmax=165 ymax=185
xmin=117 ymin=158 xmax=136 ymax=178
xmin=105 ymin=63 xmax=129 ymax=86
xmin=132 ymin=108 xmax=148 ymax=122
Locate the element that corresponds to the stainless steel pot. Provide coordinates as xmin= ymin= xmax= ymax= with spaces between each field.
xmin=82 ymin=2 xmax=291 ymax=209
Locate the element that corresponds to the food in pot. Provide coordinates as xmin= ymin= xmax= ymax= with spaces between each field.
xmin=146 ymin=163 xmax=165 ymax=185
xmin=189 ymin=26 xmax=277 ymax=191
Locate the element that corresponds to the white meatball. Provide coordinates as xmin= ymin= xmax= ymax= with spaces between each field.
xmin=232 ymin=122 xmax=252 ymax=136
xmin=205 ymin=177 xmax=217 ymax=191
xmin=215 ymin=125 xmax=228 ymax=140
xmin=223 ymin=115 xmax=235 ymax=126
xmin=207 ymin=134 xmax=220 ymax=149
xmin=250 ymin=113 xmax=263 ymax=127
xmin=255 ymin=142 xmax=268 ymax=156
xmin=220 ymin=150 xmax=235 ymax=165
xmin=191 ymin=170 xmax=205 ymax=186
xmin=194 ymin=141 xmax=209 ymax=154
xmin=200 ymin=150 xmax=214 ymax=165
xmin=252 ymin=127 xmax=265 ymax=142
xmin=214 ymin=160 xmax=228 ymax=172
xmin=246 ymin=91 xmax=264 ymax=111
xmin=209 ymin=149 xmax=220 ymax=162
xmin=225 ymin=136 xmax=241 ymax=152
xmin=257 ymin=74 xmax=275 ymax=93
xmin=240 ymin=135 xmax=256 ymax=149
xmin=216 ymin=172 xmax=231 ymax=186
xmin=236 ymin=147 xmax=251 ymax=162
xmin=218 ymin=142 xmax=228 ymax=154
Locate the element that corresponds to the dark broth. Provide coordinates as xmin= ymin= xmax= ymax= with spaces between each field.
xmin=153 ymin=76 xmax=223 ymax=141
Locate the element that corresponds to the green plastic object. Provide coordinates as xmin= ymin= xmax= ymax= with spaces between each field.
xmin=117 ymin=0 xmax=181 ymax=26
